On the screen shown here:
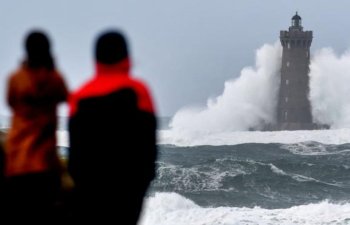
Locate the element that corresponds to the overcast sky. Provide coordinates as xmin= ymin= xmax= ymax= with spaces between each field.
xmin=1 ymin=0 xmax=350 ymax=117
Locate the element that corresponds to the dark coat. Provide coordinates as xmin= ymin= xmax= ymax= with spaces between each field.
xmin=68 ymin=58 xmax=157 ymax=222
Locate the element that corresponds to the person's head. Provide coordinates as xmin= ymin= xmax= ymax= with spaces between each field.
xmin=95 ymin=30 xmax=129 ymax=65
xmin=25 ymin=30 xmax=54 ymax=70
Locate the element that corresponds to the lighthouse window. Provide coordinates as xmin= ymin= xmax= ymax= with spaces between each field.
xmin=286 ymin=62 xmax=290 ymax=67
xmin=286 ymin=80 xmax=289 ymax=85
xmin=285 ymin=97 xmax=288 ymax=102
xmin=288 ymin=42 xmax=291 ymax=49
xmin=284 ymin=111 xmax=288 ymax=120
xmin=306 ymin=51 xmax=309 ymax=57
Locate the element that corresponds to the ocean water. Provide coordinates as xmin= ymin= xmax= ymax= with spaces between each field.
xmin=138 ymin=142 xmax=350 ymax=225
xmin=55 ymin=127 xmax=350 ymax=225
xmin=5 ymin=116 xmax=350 ymax=224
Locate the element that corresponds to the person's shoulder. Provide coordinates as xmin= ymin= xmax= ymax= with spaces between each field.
xmin=8 ymin=65 xmax=27 ymax=83
xmin=49 ymin=70 xmax=66 ymax=84
xmin=70 ymin=77 xmax=96 ymax=98
xmin=68 ymin=77 xmax=97 ymax=116
xmin=51 ymin=69 xmax=64 ymax=79
xmin=129 ymin=77 xmax=152 ymax=93
xmin=128 ymin=77 xmax=156 ymax=113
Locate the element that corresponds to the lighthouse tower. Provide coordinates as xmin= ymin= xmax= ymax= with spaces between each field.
xmin=274 ymin=12 xmax=318 ymax=130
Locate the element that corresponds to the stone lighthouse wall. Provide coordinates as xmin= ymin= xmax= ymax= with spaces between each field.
xmin=267 ymin=24 xmax=327 ymax=130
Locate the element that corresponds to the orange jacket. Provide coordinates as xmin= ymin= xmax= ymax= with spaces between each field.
xmin=5 ymin=64 xmax=68 ymax=177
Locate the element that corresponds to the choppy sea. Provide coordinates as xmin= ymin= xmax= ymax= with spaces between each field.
xmin=4 ymin=116 xmax=350 ymax=224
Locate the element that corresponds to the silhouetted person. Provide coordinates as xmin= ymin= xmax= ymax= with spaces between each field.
xmin=4 ymin=30 xmax=68 ymax=222
xmin=0 ymin=131 xmax=5 ymax=192
xmin=68 ymin=30 xmax=157 ymax=224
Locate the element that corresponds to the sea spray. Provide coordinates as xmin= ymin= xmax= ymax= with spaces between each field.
xmin=169 ymin=42 xmax=282 ymax=139
xmin=309 ymin=48 xmax=350 ymax=128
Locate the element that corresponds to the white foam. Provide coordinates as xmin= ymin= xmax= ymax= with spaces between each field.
xmin=268 ymin=163 xmax=287 ymax=176
xmin=310 ymin=48 xmax=350 ymax=128
xmin=169 ymin=42 xmax=282 ymax=135
xmin=156 ymin=161 xmax=246 ymax=192
xmin=139 ymin=192 xmax=350 ymax=225
xmin=159 ymin=128 xmax=350 ymax=146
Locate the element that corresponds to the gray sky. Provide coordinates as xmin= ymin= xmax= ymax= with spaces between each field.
xmin=1 ymin=0 xmax=350 ymax=116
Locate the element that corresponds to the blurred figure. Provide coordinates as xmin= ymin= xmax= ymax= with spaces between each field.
xmin=68 ymin=30 xmax=157 ymax=224
xmin=4 ymin=30 xmax=68 ymax=221
xmin=0 ymin=131 xmax=5 ymax=190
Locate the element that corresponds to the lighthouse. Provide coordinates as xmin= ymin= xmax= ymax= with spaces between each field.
xmin=272 ymin=12 xmax=324 ymax=130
